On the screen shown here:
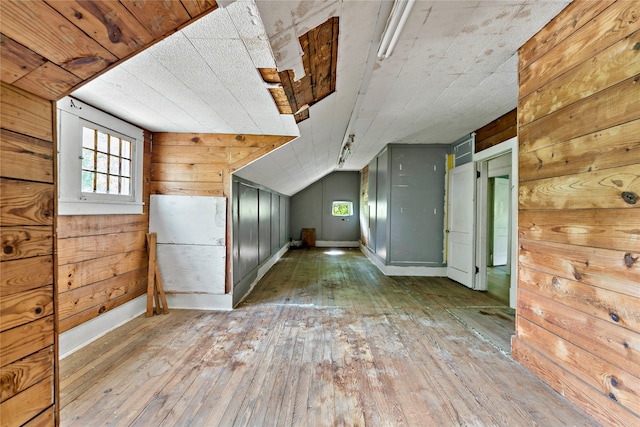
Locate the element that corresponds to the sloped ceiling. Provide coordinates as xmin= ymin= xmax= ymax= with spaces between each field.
xmin=70 ymin=0 xmax=570 ymax=196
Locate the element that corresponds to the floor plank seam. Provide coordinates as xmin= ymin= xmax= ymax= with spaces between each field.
xmin=444 ymin=308 xmax=513 ymax=357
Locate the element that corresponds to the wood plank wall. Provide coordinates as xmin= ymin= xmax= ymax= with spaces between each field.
xmin=360 ymin=164 xmax=369 ymax=247
xmin=474 ymin=109 xmax=516 ymax=153
xmin=513 ymin=1 xmax=640 ymax=425
xmin=151 ymin=132 xmax=295 ymax=292
xmin=0 ymin=82 xmax=57 ymax=425
xmin=56 ymin=132 xmax=152 ymax=334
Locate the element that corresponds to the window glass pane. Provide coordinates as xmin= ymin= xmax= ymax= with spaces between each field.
xmin=121 ymin=177 xmax=130 ymax=195
xmin=96 ymin=152 xmax=108 ymax=173
xmin=82 ymin=148 xmax=95 ymax=170
xmin=82 ymin=171 xmax=94 ymax=192
xmin=96 ymin=173 xmax=107 ymax=193
xmin=109 ymin=156 xmax=120 ymax=174
xmin=109 ymin=136 xmax=120 ymax=155
xmin=121 ymin=159 xmax=130 ymax=177
xmin=82 ymin=127 xmax=95 ymax=148
xmin=109 ymin=175 xmax=119 ymax=194
xmin=332 ymin=201 xmax=353 ymax=216
xmin=121 ymin=140 xmax=131 ymax=159
xmin=97 ymin=131 xmax=108 ymax=152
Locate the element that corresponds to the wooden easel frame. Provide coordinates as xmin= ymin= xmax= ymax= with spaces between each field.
xmin=146 ymin=232 xmax=169 ymax=316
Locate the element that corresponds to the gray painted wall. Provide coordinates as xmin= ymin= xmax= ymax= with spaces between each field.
xmin=368 ymin=144 xmax=447 ymax=266
xmin=232 ymin=177 xmax=289 ymax=305
xmin=290 ymin=171 xmax=361 ymax=243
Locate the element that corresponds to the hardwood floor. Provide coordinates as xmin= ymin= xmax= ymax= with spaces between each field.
xmin=60 ymin=248 xmax=599 ymax=426
xmin=487 ymin=265 xmax=510 ymax=305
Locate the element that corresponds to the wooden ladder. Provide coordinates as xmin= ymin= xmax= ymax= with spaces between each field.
xmin=146 ymin=232 xmax=169 ymax=316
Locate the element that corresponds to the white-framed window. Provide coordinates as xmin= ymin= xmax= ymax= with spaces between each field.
xmin=332 ymin=201 xmax=353 ymax=217
xmin=57 ymin=97 xmax=144 ymax=215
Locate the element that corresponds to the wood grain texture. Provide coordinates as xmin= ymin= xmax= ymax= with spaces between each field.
xmin=519 ymin=119 xmax=640 ymax=183
xmin=0 ymin=346 xmax=53 ymax=403
xmin=0 ymin=226 xmax=53 ymax=262
xmin=0 ymin=179 xmax=54 ymax=227
xmin=0 ymin=129 xmax=54 ymax=183
xmin=0 ymin=0 xmax=118 ymax=79
xmin=519 ymin=31 xmax=640 ymax=126
xmin=151 ymin=162 xmax=224 ymax=183
xmin=57 ymin=230 xmax=147 ymax=265
xmin=0 ymin=375 xmax=53 ymax=427
xmin=13 ymin=60 xmax=83 ymax=100
xmin=519 ymin=0 xmax=616 ymax=72
xmin=0 ymin=34 xmax=46 ymax=83
xmin=519 ymin=238 xmax=639 ymax=298
xmin=0 ymin=285 xmax=53 ymax=333
xmin=519 ymin=266 xmax=640 ymax=333
xmin=0 ymin=82 xmax=52 ymax=141
xmin=45 ymin=0 xmax=153 ymax=59
xmin=519 ymin=208 xmax=640 ymax=252
xmin=519 ymin=0 xmax=639 ymax=98
xmin=518 ymin=163 xmax=640 ymax=210
xmin=120 ymin=0 xmax=191 ymax=38
xmin=513 ymin=337 xmax=639 ymax=427
xmin=58 ymin=249 xmax=147 ymax=292
xmin=0 ymin=315 xmax=54 ymax=367
xmin=22 ymin=406 xmax=54 ymax=427
xmin=517 ymin=288 xmax=639 ymax=379
xmin=60 ymin=249 xmax=599 ymax=427
xmin=150 ymin=181 xmax=225 ymax=197
xmin=181 ymin=0 xmax=218 ymax=18
xmin=57 ymin=213 xmax=148 ymax=239
xmin=474 ymin=109 xmax=517 ymax=153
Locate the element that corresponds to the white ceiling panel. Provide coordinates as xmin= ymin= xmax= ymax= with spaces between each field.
xmin=72 ymin=0 xmax=571 ymax=195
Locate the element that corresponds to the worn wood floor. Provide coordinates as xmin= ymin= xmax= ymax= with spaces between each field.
xmin=60 ymin=248 xmax=598 ymax=426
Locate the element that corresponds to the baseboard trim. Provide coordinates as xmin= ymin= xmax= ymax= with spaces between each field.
xmin=315 ymin=240 xmax=360 ymax=248
xmin=360 ymin=244 xmax=446 ymax=276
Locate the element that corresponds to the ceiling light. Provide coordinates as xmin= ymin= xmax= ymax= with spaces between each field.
xmin=377 ymin=0 xmax=416 ymax=59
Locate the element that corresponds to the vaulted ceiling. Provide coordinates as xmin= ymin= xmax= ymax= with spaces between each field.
xmin=1 ymin=0 xmax=571 ymax=196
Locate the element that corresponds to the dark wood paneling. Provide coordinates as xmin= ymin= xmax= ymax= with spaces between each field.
xmin=474 ymin=109 xmax=516 ymax=153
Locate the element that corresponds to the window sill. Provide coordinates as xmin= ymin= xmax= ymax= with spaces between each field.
xmin=58 ymin=199 xmax=144 ymax=216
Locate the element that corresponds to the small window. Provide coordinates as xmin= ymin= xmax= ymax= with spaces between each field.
xmin=332 ymin=201 xmax=353 ymax=216
xmin=57 ymin=97 xmax=144 ymax=215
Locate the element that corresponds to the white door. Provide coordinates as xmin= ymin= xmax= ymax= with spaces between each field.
xmin=447 ymin=162 xmax=475 ymax=288
xmin=492 ymin=177 xmax=510 ymax=266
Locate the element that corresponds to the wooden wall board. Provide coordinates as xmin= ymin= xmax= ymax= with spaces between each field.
xmin=0 ymin=129 xmax=54 ymax=183
xmin=519 ymin=238 xmax=639 ymax=297
xmin=0 ymin=34 xmax=46 ymax=84
xmin=518 ymin=163 xmax=640 ymax=210
xmin=517 ymin=289 xmax=639 ymax=376
xmin=58 ymin=289 xmax=145 ymax=334
xmin=0 ymin=178 xmax=54 ymax=227
xmin=517 ymin=315 xmax=640 ymax=415
xmin=0 ymin=285 xmax=54 ymax=333
xmin=151 ymin=162 xmax=225 ymax=183
xmin=519 ymin=0 xmax=615 ymax=72
xmin=150 ymin=181 xmax=225 ymax=197
xmin=519 ymin=208 xmax=640 ymax=252
xmin=56 ymin=213 xmax=148 ymax=239
xmin=13 ymin=61 xmax=84 ymax=100
xmin=0 ymin=374 xmax=53 ymax=427
xmin=1 ymin=226 xmax=53 ymax=262
xmin=519 ymin=0 xmax=639 ymax=98
xmin=153 ymin=132 xmax=290 ymax=148
xmin=57 ymin=230 xmax=147 ymax=265
xmin=519 ymin=120 xmax=640 ymax=183
xmin=474 ymin=109 xmax=516 ymax=153
xmin=58 ymin=249 xmax=148 ymax=292
xmin=0 ymin=346 xmax=53 ymax=403
xmin=519 ymin=31 xmax=640 ymax=126
xmin=22 ymin=406 xmax=54 ymax=427
xmin=0 ymin=315 xmax=54 ymax=367
xmin=151 ymin=144 xmax=230 ymax=164
xmin=0 ymin=256 xmax=53 ymax=298
xmin=520 ymin=75 xmax=640 ymax=154
xmin=0 ymin=0 xmax=118 ymax=79
xmin=0 ymin=82 xmax=53 ymax=141
xmin=44 ymin=0 xmax=154 ymax=59
xmin=57 ymin=268 xmax=147 ymax=322
xmin=519 ymin=266 xmax=640 ymax=333
xmin=512 ymin=337 xmax=639 ymax=427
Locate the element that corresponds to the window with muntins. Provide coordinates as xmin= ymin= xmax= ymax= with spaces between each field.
xmin=58 ymin=97 xmax=144 ymax=215
xmin=332 ymin=201 xmax=353 ymax=216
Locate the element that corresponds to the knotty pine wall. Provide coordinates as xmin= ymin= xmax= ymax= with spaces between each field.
xmin=0 ymin=83 xmax=56 ymax=425
xmin=513 ymin=1 xmax=640 ymax=425
xmin=56 ymin=132 xmax=152 ymax=334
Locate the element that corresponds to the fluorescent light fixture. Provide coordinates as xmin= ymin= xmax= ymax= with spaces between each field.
xmin=377 ymin=0 xmax=416 ymax=59
xmin=338 ymin=134 xmax=355 ymax=168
